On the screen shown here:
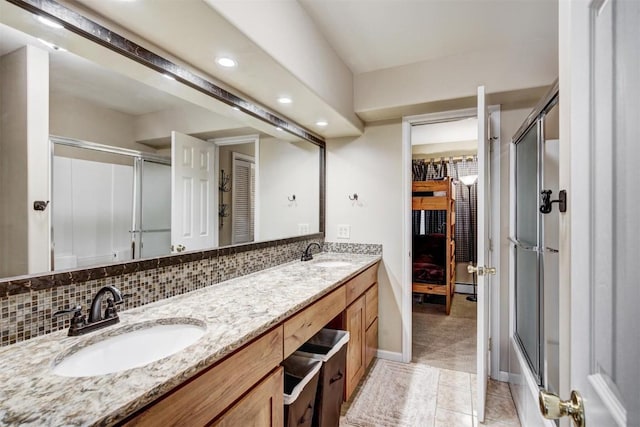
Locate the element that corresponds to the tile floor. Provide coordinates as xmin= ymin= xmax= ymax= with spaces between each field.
xmin=340 ymin=293 xmax=521 ymax=426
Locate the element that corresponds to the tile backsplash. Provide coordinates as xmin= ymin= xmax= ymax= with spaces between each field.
xmin=0 ymin=236 xmax=323 ymax=347
xmin=323 ymin=242 xmax=383 ymax=255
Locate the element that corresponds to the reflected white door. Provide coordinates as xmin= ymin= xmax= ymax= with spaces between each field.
xmin=171 ymin=131 xmax=216 ymax=253
xmin=558 ymin=0 xmax=638 ymax=425
xmin=475 ymin=85 xmax=491 ymax=422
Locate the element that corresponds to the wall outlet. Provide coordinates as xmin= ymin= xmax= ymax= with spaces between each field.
xmin=337 ymin=224 xmax=351 ymax=239
xmin=298 ymin=223 xmax=310 ymax=234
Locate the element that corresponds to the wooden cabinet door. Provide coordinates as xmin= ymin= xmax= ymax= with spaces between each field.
xmin=364 ymin=284 xmax=378 ymax=329
xmin=211 ymin=367 xmax=283 ymax=427
xmin=345 ymin=295 xmax=365 ymax=400
xmin=365 ymin=318 xmax=378 ymax=369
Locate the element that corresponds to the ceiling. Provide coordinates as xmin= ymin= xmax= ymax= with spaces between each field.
xmin=299 ymin=0 xmax=558 ymax=75
xmin=8 ymin=0 xmax=558 ymax=140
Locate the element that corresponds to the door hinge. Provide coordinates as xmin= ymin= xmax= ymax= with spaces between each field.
xmin=489 ymin=337 xmax=492 ymax=348
xmin=488 ymin=238 xmax=493 ymax=252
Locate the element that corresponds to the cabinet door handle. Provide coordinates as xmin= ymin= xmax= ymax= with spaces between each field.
xmin=329 ymin=371 xmax=344 ymax=384
xmin=299 ymin=404 xmax=314 ymax=424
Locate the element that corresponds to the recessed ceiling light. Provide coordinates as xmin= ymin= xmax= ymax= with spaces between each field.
xmin=216 ymin=57 xmax=237 ymax=68
xmin=276 ymin=127 xmax=283 ymax=131
xmin=278 ymin=97 xmax=292 ymax=104
xmin=232 ymin=106 xmax=240 ymax=111
xmin=316 ymin=120 xmax=328 ymax=127
xmin=163 ymin=74 xmax=175 ymax=81
xmin=36 ymin=16 xmax=63 ymax=29
xmin=37 ymin=38 xmax=67 ymax=52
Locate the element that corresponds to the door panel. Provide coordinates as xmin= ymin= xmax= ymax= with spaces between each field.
xmin=171 ymin=131 xmax=216 ymax=252
xmin=476 ymin=85 xmax=490 ymax=423
xmin=563 ymin=0 xmax=638 ymax=425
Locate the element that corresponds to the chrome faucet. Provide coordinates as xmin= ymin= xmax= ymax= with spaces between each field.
xmin=54 ymin=286 xmax=127 ymax=336
xmin=301 ymin=242 xmax=322 ymax=261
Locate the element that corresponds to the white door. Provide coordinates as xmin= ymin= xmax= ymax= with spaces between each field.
xmin=552 ymin=0 xmax=638 ymax=425
xmin=475 ymin=85 xmax=492 ymax=423
xmin=171 ymin=131 xmax=216 ymax=253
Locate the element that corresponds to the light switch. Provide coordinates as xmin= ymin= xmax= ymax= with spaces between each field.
xmin=337 ymin=224 xmax=351 ymax=239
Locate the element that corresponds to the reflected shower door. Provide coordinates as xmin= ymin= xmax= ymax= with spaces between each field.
xmin=138 ymin=160 xmax=171 ymax=258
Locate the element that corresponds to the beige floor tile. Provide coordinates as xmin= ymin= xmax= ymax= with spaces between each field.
xmin=484 ymin=393 xmax=519 ymax=423
xmin=435 ymin=408 xmax=474 ymax=427
xmin=439 ymin=368 xmax=472 ymax=389
xmin=437 ymin=384 xmax=473 ymax=415
xmin=487 ymin=379 xmax=511 ymax=398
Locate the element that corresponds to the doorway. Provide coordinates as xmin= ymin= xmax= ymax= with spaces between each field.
xmin=410 ymin=117 xmax=479 ymax=373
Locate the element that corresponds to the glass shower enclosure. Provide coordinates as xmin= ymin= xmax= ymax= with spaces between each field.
xmin=51 ymin=136 xmax=171 ymax=270
xmin=510 ymin=85 xmax=560 ymax=395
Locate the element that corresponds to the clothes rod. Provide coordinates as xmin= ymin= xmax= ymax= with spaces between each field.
xmin=413 ymin=155 xmax=477 ymax=163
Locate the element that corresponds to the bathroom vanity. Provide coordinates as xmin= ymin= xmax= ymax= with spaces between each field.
xmin=0 ymin=253 xmax=380 ymax=426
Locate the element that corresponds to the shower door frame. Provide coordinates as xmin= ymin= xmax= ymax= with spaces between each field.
xmin=49 ymin=136 xmax=170 ymax=269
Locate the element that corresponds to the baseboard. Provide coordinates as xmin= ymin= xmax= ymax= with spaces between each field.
xmin=494 ymin=371 xmax=510 ymax=382
xmin=376 ymin=349 xmax=404 ymax=362
xmin=454 ymin=283 xmax=475 ymax=294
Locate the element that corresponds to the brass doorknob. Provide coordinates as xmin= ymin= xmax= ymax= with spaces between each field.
xmin=539 ymin=390 xmax=585 ymax=427
xmin=467 ymin=265 xmax=497 ymax=276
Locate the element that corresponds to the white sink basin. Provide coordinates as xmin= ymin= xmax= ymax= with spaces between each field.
xmin=52 ymin=319 xmax=206 ymax=377
xmin=311 ymin=260 xmax=352 ymax=268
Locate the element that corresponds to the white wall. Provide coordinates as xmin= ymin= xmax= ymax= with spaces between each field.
xmin=0 ymin=45 xmax=50 ymax=277
xmin=259 ymin=137 xmax=320 ymax=241
xmin=50 ymin=92 xmax=142 ymax=149
xmin=326 ymin=121 xmax=404 ymax=354
xmin=355 ymin=46 xmax=557 ymax=120
xmin=134 ymin=104 xmax=241 ymax=144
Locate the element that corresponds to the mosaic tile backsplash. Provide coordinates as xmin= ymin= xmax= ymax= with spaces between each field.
xmin=323 ymin=242 xmax=383 ymax=255
xmin=0 ymin=236 xmax=325 ymax=347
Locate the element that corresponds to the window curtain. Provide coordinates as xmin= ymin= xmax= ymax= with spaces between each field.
xmin=412 ymin=157 xmax=478 ymax=262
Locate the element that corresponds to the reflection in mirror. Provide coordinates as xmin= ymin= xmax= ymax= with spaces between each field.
xmin=0 ymin=7 xmax=321 ymax=279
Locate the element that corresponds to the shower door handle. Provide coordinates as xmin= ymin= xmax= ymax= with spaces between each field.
xmin=467 ymin=265 xmax=497 ymax=276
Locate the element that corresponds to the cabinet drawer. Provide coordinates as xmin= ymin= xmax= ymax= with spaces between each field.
xmin=345 ymin=264 xmax=378 ymax=306
xmin=365 ymin=284 xmax=378 ymax=329
xmin=283 ymin=286 xmax=346 ymax=358
xmin=365 ymin=318 xmax=378 ymax=369
xmin=124 ymin=326 xmax=284 ymax=426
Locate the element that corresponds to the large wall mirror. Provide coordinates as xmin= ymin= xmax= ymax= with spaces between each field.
xmin=0 ymin=0 xmax=324 ymax=280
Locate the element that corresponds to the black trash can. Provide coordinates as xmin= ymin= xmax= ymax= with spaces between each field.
xmin=282 ymin=354 xmax=323 ymax=427
xmin=295 ymin=329 xmax=350 ymax=427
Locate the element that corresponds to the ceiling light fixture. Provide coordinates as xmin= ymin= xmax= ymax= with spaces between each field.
xmin=163 ymin=74 xmax=175 ymax=81
xmin=37 ymin=38 xmax=67 ymax=52
xmin=316 ymin=120 xmax=328 ymax=127
xmin=278 ymin=97 xmax=292 ymax=104
xmin=276 ymin=127 xmax=283 ymax=131
xmin=36 ymin=16 xmax=63 ymax=29
xmin=216 ymin=57 xmax=237 ymax=68
xmin=232 ymin=106 xmax=240 ymax=111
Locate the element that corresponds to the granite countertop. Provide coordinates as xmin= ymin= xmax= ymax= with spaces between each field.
xmin=0 ymin=252 xmax=380 ymax=426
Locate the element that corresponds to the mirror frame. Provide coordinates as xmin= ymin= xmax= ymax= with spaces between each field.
xmin=0 ymin=0 xmax=326 ymax=292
